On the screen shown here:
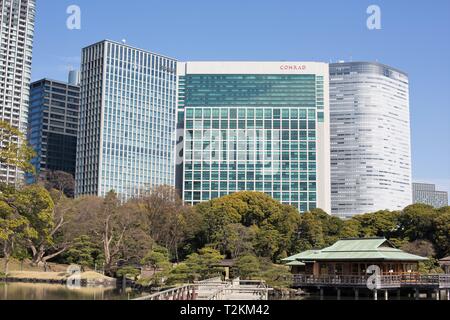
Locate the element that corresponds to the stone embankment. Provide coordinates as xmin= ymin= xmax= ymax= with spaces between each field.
xmin=3 ymin=271 xmax=117 ymax=287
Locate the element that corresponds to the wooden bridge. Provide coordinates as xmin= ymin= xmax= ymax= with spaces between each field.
xmin=134 ymin=278 xmax=271 ymax=301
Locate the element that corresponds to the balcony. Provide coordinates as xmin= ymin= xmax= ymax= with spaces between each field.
xmin=293 ymin=273 xmax=450 ymax=289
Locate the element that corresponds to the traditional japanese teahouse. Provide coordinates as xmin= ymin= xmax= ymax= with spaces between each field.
xmin=283 ymin=238 xmax=450 ymax=300
xmin=283 ymin=238 xmax=428 ymax=276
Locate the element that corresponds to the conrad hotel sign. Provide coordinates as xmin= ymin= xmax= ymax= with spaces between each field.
xmin=279 ymin=64 xmax=307 ymax=71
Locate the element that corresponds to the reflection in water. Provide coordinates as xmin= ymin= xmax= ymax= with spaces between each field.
xmin=0 ymin=282 xmax=140 ymax=300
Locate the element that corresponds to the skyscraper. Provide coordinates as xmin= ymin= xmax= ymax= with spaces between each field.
xmin=75 ymin=40 xmax=178 ymax=200
xmin=177 ymin=62 xmax=331 ymax=213
xmin=329 ymin=62 xmax=412 ymax=218
xmin=412 ymin=183 xmax=448 ymax=208
xmin=27 ymin=75 xmax=80 ymax=181
xmin=0 ymin=0 xmax=36 ymax=184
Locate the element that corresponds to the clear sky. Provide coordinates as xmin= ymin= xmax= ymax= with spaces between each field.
xmin=31 ymin=0 xmax=450 ymax=196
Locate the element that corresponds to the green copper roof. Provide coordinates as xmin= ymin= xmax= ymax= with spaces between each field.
xmin=282 ymin=250 xmax=319 ymax=262
xmin=284 ymin=238 xmax=428 ymax=262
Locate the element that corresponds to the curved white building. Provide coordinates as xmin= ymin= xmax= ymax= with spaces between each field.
xmin=330 ymin=62 xmax=412 ymax=217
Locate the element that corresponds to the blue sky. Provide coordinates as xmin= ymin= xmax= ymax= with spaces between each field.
xmin=32 ymin=0 xmax=450 ymax=196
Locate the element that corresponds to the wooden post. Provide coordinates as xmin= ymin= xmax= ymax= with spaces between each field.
xmin=122 ymin=275 xmax=126 ymax=293
xmin=397 ymin=290 xmax=401 ymax=300
xmin=355 ymin=289 xmax=359 ymax=300
xmin=384 ymin=290 xmax=389 ymax=301
xmin=447 ymin=289 xmax=450 ymax=301
xmin=224 ymin=267 xmax=230 ymax=281
xmin=374 ymin=290 xmax=378 ymax=301
xmin=415 ymin=288 xmax=419 ymax=300
xmin=337 ymin=288 xmax=341 ymax=300
xmin=435 ymin=290 xmax=440 ymax=301
xmin=320 ymin=288 xmax=324 ymax=300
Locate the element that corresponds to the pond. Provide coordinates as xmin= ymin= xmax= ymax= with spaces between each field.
xmin=0 ymin=282 xmax=145 ymax=300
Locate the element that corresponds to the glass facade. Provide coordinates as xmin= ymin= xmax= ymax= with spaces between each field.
xmin=76 ymin=41 xmax=177 ymax=200
xmin=27 ymin=79 xmax=80 ymax=181
xmin=177 ymin=65 xmax=330 ymax=213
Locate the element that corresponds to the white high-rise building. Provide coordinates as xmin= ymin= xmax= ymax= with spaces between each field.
xmin=0 ymin=0 xmax=36 ymax=184
xmin=75 ymin=40 xmax=178 ymax=200
xmin=330 ymin=62 xmax=412 ymax=218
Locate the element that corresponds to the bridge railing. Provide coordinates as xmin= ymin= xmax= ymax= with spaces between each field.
xmin=134 ymin=284 xmax=198 ymax=301
xmin=134 ymin=277 xmax=273 ymax=301
xmin=293 ymin=273 xmax=450 ymax=289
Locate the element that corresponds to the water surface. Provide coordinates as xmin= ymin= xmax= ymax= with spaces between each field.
xmin=0 ymin=282 xmax=140 ymax=300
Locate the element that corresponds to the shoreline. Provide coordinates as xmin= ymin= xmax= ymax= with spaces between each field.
xmin=1 ymin=271 xmax=118 ymax=288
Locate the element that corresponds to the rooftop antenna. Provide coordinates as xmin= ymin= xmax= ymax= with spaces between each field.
xmin=122 ymin=39 xmax=127 ymax=44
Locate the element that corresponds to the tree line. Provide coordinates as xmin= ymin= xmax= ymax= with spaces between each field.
xmin=1 ymin=182 xmax=449 ymax=278
xmin=1 ymin=119 xmax=449 ymax=284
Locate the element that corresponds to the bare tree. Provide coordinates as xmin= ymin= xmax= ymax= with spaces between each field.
xmin=40 ymin=171 xmax=75 ymax=198
xmin=139 ymin=185 xmax=200 ymax=261
xmin=72 ymin=192 xmax=143 ymax=274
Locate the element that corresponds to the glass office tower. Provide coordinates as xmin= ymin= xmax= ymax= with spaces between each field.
xmin=177 ymin=62 xmax=331 ymax=213
xmin=330 ymin=62 xmax=412 ymax=218
xmin=0 ymin=0 xmax=36 ymax=184
xmin=28 ymin=77 xmax=80 ymax=181
xmin=76 ymin=40 xmax=177 ymax=200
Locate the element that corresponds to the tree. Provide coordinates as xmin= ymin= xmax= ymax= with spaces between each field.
xmin=0 ymin=120 xmax=35 ymax=175
xmin=253 ymin=226 xmax=282 ymax=259
xmin=116 ymin=266 xmax=141 ymax=281
xmin=0 ymin=185 xmax=54 ymax=269
xmin=195 ymin=192 xmax=301 ymax=261
xmin=0 ymin=212 xmax=32 ymax=274
xmin=139 ymin=185 xmax=201 ymax=261
xmin=353 ymin=210 xmax=400 ymax=239
xmin=401 ymin=239 xmax=436 ymax=258
xmin=140 ymin=245 xmax=172 ymax=286
xmin=292 ymin=210 xmax=325 ymax=252
xmin=257 ymin=258 xmax=293 ymax=288
xmin=433 ymin=206 xmax=450 ymax=257
xmin=16 ymin=185 xmax=63 ymax=266
xmin=117 ymin=201 xmax=153 ymax=265
xmin=94 ymin=191 xmax=127 ymax=274
xmin=71 ymin=192 xmax=146 ymax=275
xmin=41 ymin=171 xmax=75 ymax=198
xmin=183 ymin=248 xmax=224 ymax=281
xmin=398 ymin=204 xmax=436 ymax=241
xmin=167 ymin=263 xmax=192 ymax=285
xmin=236 ymin=254 xmax=260 ymax=279
xmin=1 ymin=185 xmax=76 ymax=266
xmin=62 ymin=235 xmax=102 ymax=269
xmin=141 ymin=245 xmax=171 ymax=274
xmin=418 ymin=258 xmax=444 ymax=274
xmin=212 ymin=223 xmax=255 ymax=259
